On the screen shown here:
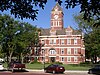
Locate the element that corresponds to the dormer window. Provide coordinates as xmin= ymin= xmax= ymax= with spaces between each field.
xmin=66 ymin=31 xmax=72 ymax=35
xmin=66 ymin=26 xmax=73 ymax=35
xmin=50 ymin=29 xmax=56 ymax=35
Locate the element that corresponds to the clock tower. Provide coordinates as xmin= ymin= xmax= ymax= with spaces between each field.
xmin=51 ymin=3 xmax=63 ymax=30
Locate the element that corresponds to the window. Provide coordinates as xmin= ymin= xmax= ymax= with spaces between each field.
xmin=61 ymin=39 xmax=64 ymax=45
xmin=67 ymin=39 xmax=71 ymax=45
xmin=56 ymin=21 xmax=57 ymax=26
xmin=50 ymin=32 xmax=56 ymax=35
xmin=41 ymin=40 xmax=45 ymax=44
xmin=61 ymin=57 xmax=64 ymax=61
xmin=74 ymin=57 xmax=78 ymax=62
xmin=54 ymin=39 xmax=56 ymax=44
xmin=67 ymin=48 xmax=71 ymax=54
xmin=74 ymin=48 xmax=78 ymax=54
xmin=50 ymin=50 xmax=56 ymax=55
xmin=50 ymin=39 xmax=53 ymax=44
xmin=58 ymin=21 xmax=59 ymax=26
xmin=67 ymin=57 xmax=71 ymax=62
xmin=50 ymin=39 xmax=56 ymax=44
xmin=61 ymin=48 xmax=64 ymax=54
xmin=66 ymin=32 xmax=71 ymax=35
xmin=50 ymin=30 xmax=56 ymax=35
xmin=74 ymin=39 xmax=77 ymax=44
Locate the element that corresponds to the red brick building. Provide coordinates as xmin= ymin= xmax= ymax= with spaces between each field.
xmin=36 ymin=3 xmax=85 ymax=64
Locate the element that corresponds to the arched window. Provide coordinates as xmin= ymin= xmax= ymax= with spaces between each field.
xmin=49 ymin=48 xmax=56 ymax=55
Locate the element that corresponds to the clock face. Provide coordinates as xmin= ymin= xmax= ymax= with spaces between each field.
xmin=54 ymin=15 xmax=58 ymax=19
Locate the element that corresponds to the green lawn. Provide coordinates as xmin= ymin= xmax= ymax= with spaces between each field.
xmin=3 ymin=63 xmax=91 ymax=71
xmin=63 ymin=64 xmax=90 ymax=71
xmin=25 ymin=63 xmax=90 ymax=71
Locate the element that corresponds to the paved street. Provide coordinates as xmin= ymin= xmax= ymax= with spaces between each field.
xmin=0 ymin=70 xmax=91 ymax=75
xmin=0 ymin=72 xmax=89 ymax=75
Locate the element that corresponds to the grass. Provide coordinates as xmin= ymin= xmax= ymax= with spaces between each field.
xmin=63 ymin=64 xmax=90 ymax=71
xmin=3 ymin=62 xmax=91 ymax=71
xmin=25 ymin=63 xmax=90 ymax=71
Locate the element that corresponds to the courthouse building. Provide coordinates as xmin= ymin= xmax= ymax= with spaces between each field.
xmin=36 ymin=3 xmax=85 ymax=64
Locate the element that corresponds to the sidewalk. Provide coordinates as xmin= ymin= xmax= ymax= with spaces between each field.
xmin=26 ymin=69 xmax=88 ymax=73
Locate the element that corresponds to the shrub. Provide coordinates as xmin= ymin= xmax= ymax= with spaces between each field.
xmin=53 ymin=62 xmax=63 ymax=64
xmin=29 ymin=60 xmax=42 ymax=64
xmin=80 ymin=61 xmax=92 ymax=64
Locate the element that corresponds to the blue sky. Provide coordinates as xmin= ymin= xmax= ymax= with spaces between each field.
xmin=1 ymin=0 xmax=81 ymax=29
xmin=22 ymin=0 xmax=81 ymax=29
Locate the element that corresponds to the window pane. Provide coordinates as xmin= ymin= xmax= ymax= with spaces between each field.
xmin=61 ymin=39 xmax=64 ymax=44
xmin=74 ymin=39 xmax=77 ymax=44
xmin=67 ymin=48 xmax=71 ymax=54
xmin=67 ymin=39 xmax=71 ymax=44
xmin=50 ymin=50 xmax=56 ymax=54
xmin=61 ymin=48 xmax=64 ymax=54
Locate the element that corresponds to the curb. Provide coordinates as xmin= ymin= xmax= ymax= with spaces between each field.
xmin=26 ymin=69 xmax=88 ymax=73
xmin=65 ymin=70 xmax=88 ymax=73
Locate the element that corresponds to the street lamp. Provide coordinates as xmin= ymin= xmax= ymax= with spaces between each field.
xmin=42 ymin=49 xmax=45 ymax=71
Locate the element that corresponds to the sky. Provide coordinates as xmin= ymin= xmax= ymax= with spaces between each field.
xmin=1 ymin=0 xmax=81 ymax=29
xmin=22 ymin=0 xmax=81 ymax=29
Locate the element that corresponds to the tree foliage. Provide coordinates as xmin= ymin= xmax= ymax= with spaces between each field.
xmin=0 ymin=14 xmax=18 ymax=62
xmin=0 ymin=0 xmax=99 ymax=27
xmin=74 ymin=13 xmax=95 ymax=33
xmin=84 ymin=28 xmax=100 ymax=63
xmin=74 ymin=13 xmax=100 ymax=63
xmin=0 ymin=14 xmax=39 ymax=63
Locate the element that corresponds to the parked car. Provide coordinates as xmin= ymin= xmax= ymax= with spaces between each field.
xmin=0 ymin=58 xmax=4 ymax=63
xmin=88 ymin=65 xmax=100 ymax=74
xmin=44 ymin=64 xmax=65 ymax=74
xmin=0 ymin=63 xmax=4 ymax=70
xmin=8 ymin=61 xmax=25 ymax=72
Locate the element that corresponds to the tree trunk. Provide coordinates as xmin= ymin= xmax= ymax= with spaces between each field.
xmin=94 ymin=54 xmax=97 ymax=63
xmin=6 ymin=52 xmax=9 ymax=71
xmin=21 ymin=53 xmax=24 ymax=63
xmin=9 ymin=52 xmax=13 ymax=63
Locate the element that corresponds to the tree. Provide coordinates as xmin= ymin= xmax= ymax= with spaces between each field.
xmin=84 ymin=28 xmax=100 ymax=63
xmin=0 ymin=14 xmax=39 ymax=64
xmin=74 ymin=13 xmax=100 ymax=63
xmin=14 ymin=22 xmax=39 ymax=63
xmin=74 ymin=13 xmax=95 ymax=33
xmin=0 ymin=0 xmax=99 ymax=27
xmin=0 ymin=14 xmax=19 ymax=63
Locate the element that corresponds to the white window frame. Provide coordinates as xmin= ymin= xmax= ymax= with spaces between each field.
xmin=54 ymin=39 xmax=56 ymax=44
xmin=49 ymin=50 xmax=56 ymax=55
xmin=74 ymin=38 xmax=77 ymax=45
xmin=74 ymin=57 xmax=78 ymax=62
xmin=67 ymin=39 xmax=71 ymax=45
xmin=74 ymin=48 xmax=78 ymax=54
xmin=41 ymin=40 xmax=45 ymax=45
xmin=67 ymin=48 xmax=71 ymax=54
xmin=53 ymin=21 xmax=54 ymax=26
xmin=50 ymin=39 xmax=56 ymax=44
xmin=56 ymin=21 xmax=57 ymax=26
xmin=61 ymin=39 xmax=64 ymax=45
xmin=50 ymin=39 xmax=53 ymax=44
xmin=61 ymin=48 xmax=64 ymax=54
xmin=58 ymin=21 xmax=59 ymax=26
xmin=61 ymin=57 xmax=64 ymax=62
xmin=67 ymin=57 xmax=71 ymax=62
xmin=66 ymin=31 xmax=72 ymax=35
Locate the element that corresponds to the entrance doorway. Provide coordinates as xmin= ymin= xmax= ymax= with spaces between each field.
xmin=50 ymin=57 xmax=55 ymax=62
